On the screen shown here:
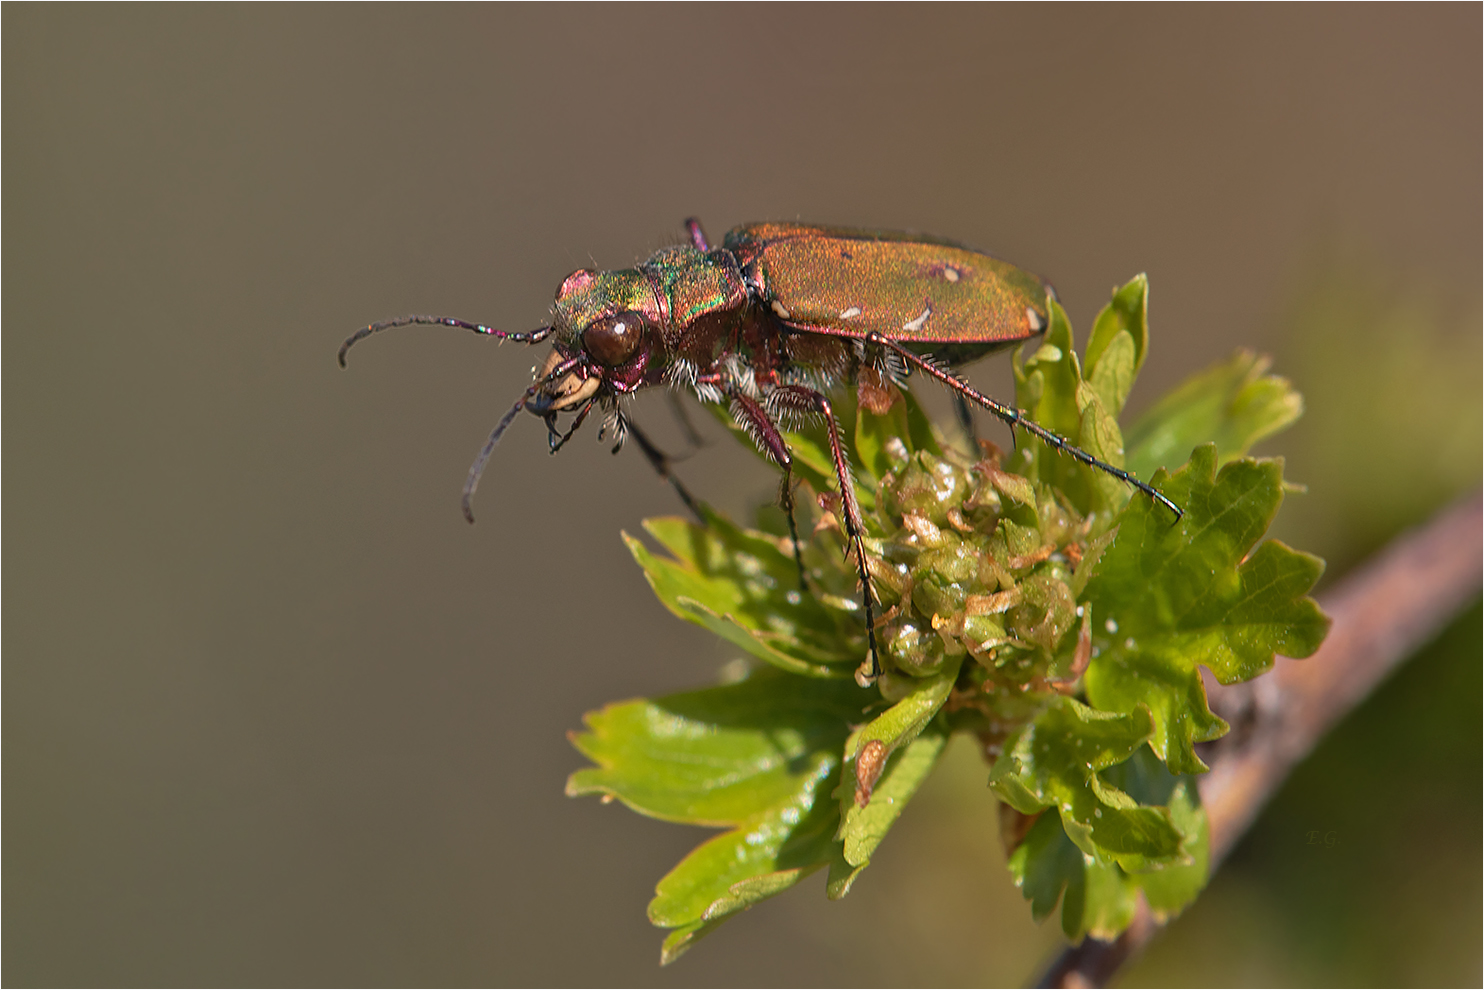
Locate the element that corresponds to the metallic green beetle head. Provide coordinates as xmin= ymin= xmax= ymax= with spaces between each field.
xmin=527 ymin=266 xmax=668 ymax=418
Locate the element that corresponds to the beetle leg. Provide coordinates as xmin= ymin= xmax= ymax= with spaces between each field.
xmin=683 ymin=217 xmax=711 ymax=252
xmin=461 ymin=354 xmax=583 ymax=524
xmin=728 ymin=393 xmax=809 ymax=594
xmin=665 ymin=389 xmax=707 ymax=451
xmin=618 ymin=413 xmax=705 ymax=524
xmin=547 ymin=397 xmax=596 ymax=454
xmin=953 ymin=393 xmax=979 ymax=448
xmin=868 ymin=334 xmax=1183 ymax=521
xmin=765 ymin=384 xmax=883 ymax=687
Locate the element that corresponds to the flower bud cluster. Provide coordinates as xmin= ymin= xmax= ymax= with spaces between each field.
xmin=861 ymin=444 xmax=1100 ymax=703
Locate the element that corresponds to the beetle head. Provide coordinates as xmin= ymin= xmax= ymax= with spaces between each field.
xmin=526 ymin=266 xmax=666 ymax=420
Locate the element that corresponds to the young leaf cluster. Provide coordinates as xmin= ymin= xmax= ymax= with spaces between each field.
xmin=567 ymin=275 xmax=1329 ymax=961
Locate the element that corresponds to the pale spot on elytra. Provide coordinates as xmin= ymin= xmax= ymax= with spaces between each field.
xmin=901 ymin=303 xmax=932 ymax=333
xmin=771 ymin=300 xmax=792 ymax=319
xmin=1026 ymin=307 xmax=1046 ymax=332
xmin=943 ymin=266 xmax=961 ymax=282
xmin=839 ymin=306 xmax=862 ymax=320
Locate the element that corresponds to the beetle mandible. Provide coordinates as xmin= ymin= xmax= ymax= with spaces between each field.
xmin=340 ymin=219 xmax=1180 ymax=687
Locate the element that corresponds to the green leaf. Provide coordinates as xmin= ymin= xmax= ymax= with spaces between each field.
xmin=1124 ymin=349 xmax=1304 ymax=480
xmin=900 ymin=387 xmax=944 ymax=458
xmin=1103 ymin=749 xmax=1211 ymax=921
xmin=989 ymin=696 xmax=1183 ymax=870
xmin=827 ymin=727 xmax=949 ymax=899
xmin=623 ymin=513 xmax=860 ymax=678
xmin=1015 ymin=298 xmax=1083 ymax=441
xmin=836 ymin=660 xmax=962 ymax=868
xmin=1084 ymin=274 xmax=1150 ymax=417
xmin=1084 ymin=445 xmax=1330 ymax=772
xmin=855 ymin=393 xmax=912 ymax=486
xmin=1009 ymin=812 xmax=1140 ymax=940
xmin=1007 ymin=746 xmax=1209 ymax=940
xmin=1083 ymin=649 xmax=1228 ymax=773
xmin=567 ymin=669 xmax=872 ymax=962
xmin=1013 ymin=297 xmax=1129 ymax=518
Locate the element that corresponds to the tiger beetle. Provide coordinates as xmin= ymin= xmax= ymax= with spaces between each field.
xmin=340 ymin=219 xmax=1180 ymax=688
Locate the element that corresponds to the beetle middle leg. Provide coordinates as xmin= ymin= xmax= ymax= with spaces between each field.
xmin=683 ymin=217 xmax=711 ymax=252
xmin=727 ymin=393 xmax=809 ymax=594
xmin=761 ymin=384 xmax=883 ymax=687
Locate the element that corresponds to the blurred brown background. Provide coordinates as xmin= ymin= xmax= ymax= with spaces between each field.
xmin=6 ymin=6 xmax=1479 ymax=986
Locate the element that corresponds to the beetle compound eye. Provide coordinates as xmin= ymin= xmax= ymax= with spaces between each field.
xmin=583 ymin=311 xmax=647 ymax=366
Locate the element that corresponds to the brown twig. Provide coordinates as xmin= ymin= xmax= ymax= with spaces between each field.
xmin=1036 ymin=491 xmax=1483 ymax=989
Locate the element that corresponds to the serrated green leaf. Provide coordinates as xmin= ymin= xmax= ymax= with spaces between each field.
xmin=1086 ymin=331 xmax=1138 ymax=427
xmin=1074 ymin=380 xmax=1128 ymax=518
xmin=1083 ymin=649 xmax=1228 ymax=774
xmin=1015 ymin=298 xmax=1083 ymax=441
xmin=567 ymin=669 xmax=867 ymax=823
xmin=1124 ymin=349 xmax=1304 ymax=480
xmin=1013 ymin=297 xmax=1133 ymax=518
xmin=568 ymin=670 xmax=872 ymax=960
xmin=1084 ymin=445 xmax=1329 ymax=771
xmin=1008 ymin=808 xmax=1140 ymax=941
xmin=1084 ymin=275 xmax=1150 ymax=415
xmin=828 ymin=727 xmax=949 ymax=899
xmin=1129 ymin=780 xmax=1210 ymax=921
xmin=624 ymin=515 xmax=860 ymax=677
xmin=1006 ymin=746 xmax=1209 ymax=940
xmin=669 ymin=597 xmax=849 ymax=678
xmin=989 ymin=697 xmax=1182 ymax=869
xmin=837 ymin=661 xmax=962 ymax=867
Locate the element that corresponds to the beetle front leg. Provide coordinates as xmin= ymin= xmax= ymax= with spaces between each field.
xmin=727 ymin=393 xmax=809 ymax=594
xmin=766 ymin=384 xmax=883 ymax=687
xmin=614 ymin=413 xmax=705 ymax=524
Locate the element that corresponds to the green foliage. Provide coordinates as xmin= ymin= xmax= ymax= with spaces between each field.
xmin=567 ymin=276 xmax=1329 ymax=961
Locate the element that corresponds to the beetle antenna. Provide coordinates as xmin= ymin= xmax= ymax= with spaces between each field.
xmin=339 ymin=316 xmax=553 ymax=368
xmin=461 ymin=355 xmax=582 ymax=523
xmin=868 ymin=334 xmax=1183 ymax=521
